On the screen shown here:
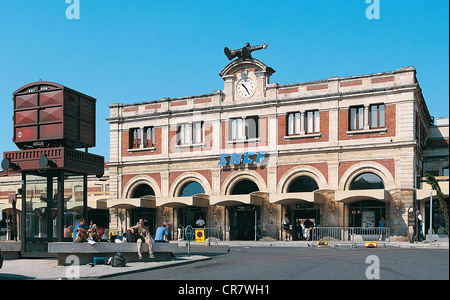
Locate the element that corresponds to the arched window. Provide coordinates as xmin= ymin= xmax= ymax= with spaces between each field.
xmin=288 ymin=176 xmax=319 ymax=193
xmin=132 ymin=184 xmax=155 ymax=198
xmin=349 ymin=173 xmax=384 ymax=190
xmin=179 ymin=182 xmax=205 ymax=197
xmin=231 ymin=179 xmax=259 ymax=195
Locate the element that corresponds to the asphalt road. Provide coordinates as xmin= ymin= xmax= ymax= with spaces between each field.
xmin=108 ymin=245 xmax=449 ymax=280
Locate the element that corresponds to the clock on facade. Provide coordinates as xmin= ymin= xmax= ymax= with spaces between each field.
xmin=236 ymin=78 xmax=255 ymax=98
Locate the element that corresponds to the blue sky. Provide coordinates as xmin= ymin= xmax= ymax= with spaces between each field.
xmin=0 ymin=0 xmax=448 ymax=161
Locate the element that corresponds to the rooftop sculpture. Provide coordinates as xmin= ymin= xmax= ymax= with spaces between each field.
xmin=224 ymin=42 xmax=268 ymax=61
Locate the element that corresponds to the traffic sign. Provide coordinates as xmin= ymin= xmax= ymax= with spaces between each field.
xmin=195 ymin=229 xmax=205 ymax=243
xmin=185 ymin=225 xmax=194 ymax=241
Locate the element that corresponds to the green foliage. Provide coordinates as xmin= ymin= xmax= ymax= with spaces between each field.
xmin=425 ymin=173 xmax=449 ymax=237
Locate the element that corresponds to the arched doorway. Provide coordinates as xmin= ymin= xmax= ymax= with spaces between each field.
xmin=288 ymin=176 xmax=319 ymax=193
xmin=287 ymin=176 xmax=320 ymax=240
xmin=231 ymin=179 xmax=259 ymax=195
xmin=131 ymin=184 xmax=156 ymax=231
xmin=348 ymin=173 xmax=385 ymax=227
xmin=178 ymin=181 xmax=207 ymax=228
xmin=229 ymin=179 xmax=260 ymax=240
xmin=349 ymin=172 xmax=384 ymax=190
xmin=132 ymin=184 xmax=155 ymax=198
xmin=179 ymin=181 xmax=205 ymax=197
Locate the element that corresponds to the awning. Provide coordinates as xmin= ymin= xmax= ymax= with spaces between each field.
xmin=107 ymin=196 xmax=156 ymax=209
xmin=335 ymin=189 xmax=388 ymax=204
xmin=66 ymin=199 xmax=108 ymax=210
xmin=270 ymin=192 xmax=314 ymax=205
xmin=210 ymin=192 xmax=268 ymax=206
xmin=416 ymin=186 xmax=449 ymax=201
xmin=270 ymin=190 xmax=334 ymax=205
xmin=157 ymin=194 xmax=210 ymax=208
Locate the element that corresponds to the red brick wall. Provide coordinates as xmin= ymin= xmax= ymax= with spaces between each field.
xmin=221 ymin=118 xmax=268 ymax=149
xmin=338 ymin=159 xmax=395 ymax=183
xmin=170 ymin=100 xmax=187 ymax=107
xmin=169 ymin=170 xmax=212 ymax=194
xmin=169 ymin=122 xmax=213 ymax=153
xmin=279 ymin=87 xmax=298 ymax=94
xmin=338 ymin=104 xmax=396 ymax=140
xmin=220 ymin=167 xmax=267 ymax=190
xmin=340 ymin=79 xmax=362 ymax=87
xmin=122 ymin=173 xmax=161 ymax=195
xmin=307 ymin=83 xmax=328 ymax=91
xmin=371 ymin=76 xmax=394 ymax=84
xmin=277 ymin=111 xmax=329 ymax=145
xmin=121 ymin=127 xmax=162 ymax=157
xmin=194 ymin=97 xmax=212 ymax=105
xmin=277 ymin=163 xmax=329 ymax=187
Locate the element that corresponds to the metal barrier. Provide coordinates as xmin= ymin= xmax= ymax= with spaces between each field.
xmin=173 ymin=226 xmax=222 ymax=241
xmin=350 ymin=227 xmax=390 ymax=246
xmin=312 ymin=227 xmax=390 ymax=247
xmin=180 ymin=226 xmax=221 ymax=241
xmin=202 ymin=226 xmax=221 ymax=240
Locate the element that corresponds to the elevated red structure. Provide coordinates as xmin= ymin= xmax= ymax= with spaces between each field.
xmin=2 ymin=81 xmax=104 ymax=256
xmin=13 ymin=81 xmax=96 ymax=150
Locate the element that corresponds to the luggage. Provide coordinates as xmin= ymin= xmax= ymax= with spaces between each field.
xmin=93 ymin=257 xmax=106 ymax=265
xmin=126 ymin=229 xmax=137 ymax=243
xmin=108 ymin=252 xmax=127 ymax=267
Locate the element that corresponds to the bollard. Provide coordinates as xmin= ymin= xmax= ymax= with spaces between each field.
xmin=317 ymin=241 xmax=328 ymax=247
xmin=365 ymin=241 xmax=377 ymax=248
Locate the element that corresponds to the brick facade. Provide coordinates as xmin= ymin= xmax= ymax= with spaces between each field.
xmin=106 ymin=60 xmax=448 ymax=240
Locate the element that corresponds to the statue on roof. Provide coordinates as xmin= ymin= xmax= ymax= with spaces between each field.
xmin=224 ymin=42 xmax=268 ymax=61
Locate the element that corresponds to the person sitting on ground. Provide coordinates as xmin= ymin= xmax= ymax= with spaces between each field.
xmin=154 ymin=223 xmax=169 ymax=242
xmin=73 ymin=218 xmax=95 ymax=244
xmin=129 ymin=218 xmax=154 ymax=259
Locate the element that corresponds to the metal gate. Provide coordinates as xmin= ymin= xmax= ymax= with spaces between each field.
xmin=312 ymin=227 xmax=390 ymax=247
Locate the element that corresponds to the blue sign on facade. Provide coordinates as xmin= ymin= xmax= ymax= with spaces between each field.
xmin=218 ymin=151 xmax=266 ymax=166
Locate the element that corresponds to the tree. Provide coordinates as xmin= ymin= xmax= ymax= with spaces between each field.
xmin=425 ymin=174 xmax=449 ymax=237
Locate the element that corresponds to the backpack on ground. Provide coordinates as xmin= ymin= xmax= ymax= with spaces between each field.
xmin=108 ymin=252 xmax=127 ymax=267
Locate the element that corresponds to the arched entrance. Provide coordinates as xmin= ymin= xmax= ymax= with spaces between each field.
xmin=348 ymin=173 xmax=386 ymax=228
xmin=132 ymin=184 xmax=155 ymax=198
xmin=231 ymin=179 xmax=259 ymax=195
xmin=288 ymin=176 xmax=319 ymax=193
xmin=179 ymin=181 xmax=207 ymax=228
xmin=349 ymin=172 xmax=385 ymax=190
xmin=229 ymin=179 xmax=260 ymax=240
xmin=179 ymin=182 xmax=205 ymax=197
xmin=288 ymin=176 xmax=320 ymax=240
xmin=131 ymin=184 xmax=156 ymax=232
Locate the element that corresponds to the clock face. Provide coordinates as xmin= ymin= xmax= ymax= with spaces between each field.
xmin=236 ymin=78 xmax=255 ymax=98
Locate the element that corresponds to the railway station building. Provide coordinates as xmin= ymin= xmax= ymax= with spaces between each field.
xmin=1 ymin=58 xmax=448 ymax=243
xmin=105 ymin=57 xmax=449 ymax=241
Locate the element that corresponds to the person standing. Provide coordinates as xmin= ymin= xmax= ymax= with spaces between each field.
xmin=177 ymin=219 xmax=183 ymax=241
xmin=378 ymin=216 xmax=385 ymax=241
xmin=304 ymin=218 xmax=313 ymax=241
xmin=282 ymin=214 xmax=290 ymax=241
xmin=195 ymin=216 xmax=205 ymax=228
xmin=417 ymin=213 xmax=426 ymax=242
